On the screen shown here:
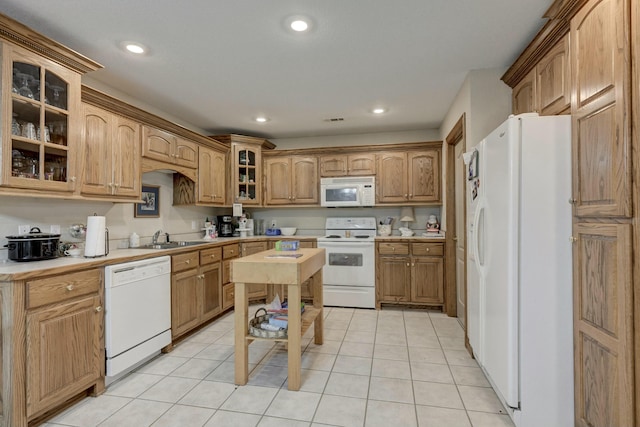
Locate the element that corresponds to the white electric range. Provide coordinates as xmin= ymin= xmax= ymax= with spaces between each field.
xmin=316 ymin=217 xmax=377 ymax=308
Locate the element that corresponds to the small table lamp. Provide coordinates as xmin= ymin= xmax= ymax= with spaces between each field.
xmin=399 ymin=206 xmax=415 ymax=230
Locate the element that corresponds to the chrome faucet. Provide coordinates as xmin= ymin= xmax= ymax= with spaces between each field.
xmin=152 ymin=229 xmax=164 ymax=245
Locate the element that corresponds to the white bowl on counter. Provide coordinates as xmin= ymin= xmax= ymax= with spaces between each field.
xmin=280 ymin=227 xmax=297 ymax=236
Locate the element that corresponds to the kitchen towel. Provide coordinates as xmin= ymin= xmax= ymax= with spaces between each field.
xmin=85 ymin=215 xmax=107 ymax=257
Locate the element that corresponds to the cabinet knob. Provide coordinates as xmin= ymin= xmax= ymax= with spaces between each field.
xmin=568 ymin=198 xmax=577 ymax=204
xmin=66 ymin=284 xmax=75 ymax=291
xmin=404 ymin=194 xmax=408 ymax=198
xmin=426 ymin=248 xmax=430 ymax=252
xmin=409 ymin=194 xmax=413 ymax=198
xmin=185 ymin=259 xmax=191 ymax=264
xmin=108 ymin=183 xmax=113 ymax=188
xmin=569 ymin=236 xmax=577 ymax=243
xmin=392 ymin=247 xmax=395 ymax=251
xmin=95 ymin=306 xmax=103 ymax=312
xmin=407 ymin=262 xmax=410 ymax=267
xmin=69 ymin=176 xmax=76 ymax=182
xmin=115 ymin=183 xmax=120 ymax=188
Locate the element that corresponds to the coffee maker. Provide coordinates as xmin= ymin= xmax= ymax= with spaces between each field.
xmin=217 ymin=215 xmax=234 ymax=237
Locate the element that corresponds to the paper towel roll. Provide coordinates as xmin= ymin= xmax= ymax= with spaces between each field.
xmin=85 ymin=215 xmax=107 ymax=257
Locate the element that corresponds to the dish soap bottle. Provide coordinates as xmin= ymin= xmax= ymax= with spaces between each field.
xmin=129 ymin=232 xmax=140 ymax=248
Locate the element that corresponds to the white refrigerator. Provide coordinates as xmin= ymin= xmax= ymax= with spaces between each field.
xmin=466 ymin=113 xmax=574 ymax=426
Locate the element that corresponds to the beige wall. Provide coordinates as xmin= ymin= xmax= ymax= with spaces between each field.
xmin=438 ymin=68 xmax=512 ymax=231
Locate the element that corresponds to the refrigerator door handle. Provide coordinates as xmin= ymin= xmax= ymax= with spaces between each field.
xmin=476 ymin=205 xmax=485 ymax=267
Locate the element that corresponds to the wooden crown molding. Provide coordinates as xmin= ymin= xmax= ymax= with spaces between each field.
xmin=501 ymin=0 xmax=588 ymax=88
xmin=210 ymin=134 xmax=277 ymax=150
xmin=261 ymin=140 xmax=443 ymax=157
xmin=0 ymin=13 xmax=102 ymax=74
xmin=82 ymin=85 xmax=227 ymax=152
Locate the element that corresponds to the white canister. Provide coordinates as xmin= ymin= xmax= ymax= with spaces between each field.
xmin=129 ymin=232 xmax=140 ymax=248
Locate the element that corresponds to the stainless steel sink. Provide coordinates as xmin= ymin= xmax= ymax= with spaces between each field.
xmin=135 ymin=241 xmax=208 ymax=250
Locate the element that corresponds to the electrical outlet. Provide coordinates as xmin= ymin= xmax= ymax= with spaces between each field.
xmin=191 ymin=220 xmax=198 ymax=230
xmin=18 ymin=224 xmax=30 ymax=235
xmin=50 ymin=224 xmax=61 ymax=234
xmin=270 ymin=219 xmax=277 ymax=228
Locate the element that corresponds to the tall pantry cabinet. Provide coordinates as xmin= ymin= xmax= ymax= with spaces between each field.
xmin=503 ymin=0 xmax=637 ymax=425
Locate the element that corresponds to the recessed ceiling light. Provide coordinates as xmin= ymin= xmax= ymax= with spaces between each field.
xmin=121 ymin=41 xmax=147 ymax=54
xmin=372 ymin=108 xmax=387 ymax=114
xmin=285 ymin=15 xmax=314 ymax=33
xmin=290 ymin=19 xmax=309 ymax=32
xmin=255 ymin=116 xmax=269 ymax=123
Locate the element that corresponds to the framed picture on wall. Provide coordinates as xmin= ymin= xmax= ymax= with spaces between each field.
xmin=135 ymin=185 xmax=160 ymax=217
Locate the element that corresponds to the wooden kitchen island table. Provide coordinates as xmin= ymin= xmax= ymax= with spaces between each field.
xmin=232 ymin=248 xmax=325 ymax=390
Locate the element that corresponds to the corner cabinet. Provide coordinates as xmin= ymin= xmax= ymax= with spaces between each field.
xmin=1 ymin=43 xmax=82 ymax=194
xmin=142 ymin=126 xmax=198 ymax=169
xmin=80 ymin=104 xmax=141 ymax=199
xmin=264 ymin=155 xmax=318 ymax=205
xmin=377 ymin=148 xmax=441 ymax=204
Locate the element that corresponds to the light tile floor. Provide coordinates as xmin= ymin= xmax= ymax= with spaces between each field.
xmin=44 ymin=306 xmax=515 ymax=427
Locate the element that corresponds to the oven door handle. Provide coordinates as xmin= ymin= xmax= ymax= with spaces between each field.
xmin=318 ymin=241 xmax=374 ymax=248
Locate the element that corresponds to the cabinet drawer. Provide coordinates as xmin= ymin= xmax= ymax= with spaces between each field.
xmin=223 ymin=244 xmax=239 ymax=259
xmin=200 ymin=246 xmax=222 ymax=265
xmin=222 ymin=283 xmax=234 ymax=310
xmin=377 ymin=242 xmax=410 ymax=255
xmin=172 ymin=251 xmax=199 ymax=273
xmin=412 ymin=243 xmax=444 ymax=256
xmin=26 ymin=269 xmax=101 ymax=309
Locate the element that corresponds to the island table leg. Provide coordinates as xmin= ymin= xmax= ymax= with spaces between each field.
xmin=287 ymin=284 xmax=301 ymax=390
xmin=234 ymin=281 xmax=248 ymax=385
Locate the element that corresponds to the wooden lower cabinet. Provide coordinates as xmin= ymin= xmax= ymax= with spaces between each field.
xmin=573 ymin=222 xmax=633 ymax=426
xmin=17 ymin=268 xmax=104 ymax=424
xmin=376 ymin=241 xmax=444 ymax=309
xmin=171 ymin=248 xmax=222 ymax=340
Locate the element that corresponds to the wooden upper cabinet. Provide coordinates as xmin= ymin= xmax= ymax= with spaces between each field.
xmin=377 ymin=149 xmax=441 ymax=204
xmin=320 ymin=153 xmax=376 ymax=177
xmin=142 ymin=126 xmax=197 ymax=169
xmin=80 ymin=104 xmax=140 ymax=199
xmin=197 ymin=145 xmax=226 ymax=205
xmin=571 ymin=0 xmax=631 ymax=218
xmin=512 ymin=69 xmax=537 ymax=115
xmin=511 ymin=32 xmax=571 ymax=116
xmin=537 ymin=33 xmax=571 ymax=115
xmin=264 ymin=155 xmax=318 ymax=205
xmin=407 ymin=150 xmax=440 ymax=203
xmin=377 ymin=152 xmax=408 ymax=203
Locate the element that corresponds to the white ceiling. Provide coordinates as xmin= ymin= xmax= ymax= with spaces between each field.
xmin=2 ymin=1 xmax=551 ymax=139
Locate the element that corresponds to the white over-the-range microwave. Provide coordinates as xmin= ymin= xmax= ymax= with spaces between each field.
xmin=320 ymin=176 xmax=376 ymax=207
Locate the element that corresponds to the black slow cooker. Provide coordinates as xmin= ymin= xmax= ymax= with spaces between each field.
xmin=5 ymin=227 xmax=60 ymax=262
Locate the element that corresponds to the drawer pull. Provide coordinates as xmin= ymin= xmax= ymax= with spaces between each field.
xmin=95 ymin=306 xmax=103 ymax=312
xmin=66 ymin=284 xmax=75 ymax=291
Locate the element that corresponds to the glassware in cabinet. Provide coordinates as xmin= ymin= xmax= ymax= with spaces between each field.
xmin=8 ymin=59 xmax=73 ymax=189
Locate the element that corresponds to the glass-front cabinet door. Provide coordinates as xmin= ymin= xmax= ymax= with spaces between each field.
xmin=3 ymin=44 xmax=80 ymax=192
xmin=233 ymin=144 xmax=261 ymax=205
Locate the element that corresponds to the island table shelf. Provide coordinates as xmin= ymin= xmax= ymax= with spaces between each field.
xmin=231 ymin=248 xmax=325 ymax=391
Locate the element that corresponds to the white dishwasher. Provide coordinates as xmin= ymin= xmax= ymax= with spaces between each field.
xmin=105 ymin=256 xmax=171 ymax=384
